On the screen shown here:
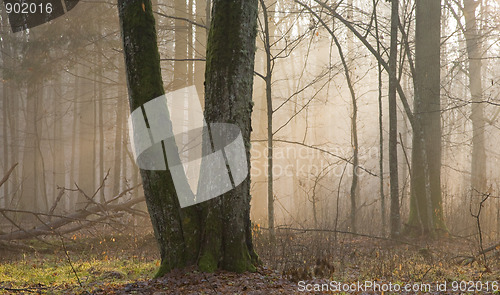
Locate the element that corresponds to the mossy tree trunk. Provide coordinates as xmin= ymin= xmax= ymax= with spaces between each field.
xmin=407 ymin=0 xmax=446 ymax=235
xmin=199 ymin=0 xmax=259 ymax=273
xmin=117 ymin=0 xmax=258 ymax=276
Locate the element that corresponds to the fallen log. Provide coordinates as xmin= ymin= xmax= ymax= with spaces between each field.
xmin=0 ymin=185 xmax=144 ymax=241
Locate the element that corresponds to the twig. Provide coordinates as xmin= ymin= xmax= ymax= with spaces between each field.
xmin=0 ymin=286 xmax=46 ymax=293
xmin=398 ymin=132 xmax=412 ymax=179
xmin=202 ymin=273 xmax=219 ymax=295
xmin=153 ymin=11 xmax=208 ymax=29
xmin=0 ymin=163 xmax=18 ymax=188
xmin=60 ymin=236 xmax=83 ymax=287
xmin=75 ymin=170 xmax=110 ymax=211
xmin=251 ymin=139 xmax=377 ymax=177
xmin=105 ymin=184 xmax=141 ymax=204
xmin=420 ymin=265 xmax=434 ymax=281
xmin=334 ymin=162 xmax=349 ymax=243
xmin=264 ymin=227 xmax=421 ymax=248
xmin=470 ymin=188 xmax=490 ymax=271
xmin=49 ymin=187 xmax=66 ymax=216
xmin=57 ymin=213 xmax=124 ymax=235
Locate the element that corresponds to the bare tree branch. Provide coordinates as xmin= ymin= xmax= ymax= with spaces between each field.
xmin=0 ymin=163 xmax=18 ymax=189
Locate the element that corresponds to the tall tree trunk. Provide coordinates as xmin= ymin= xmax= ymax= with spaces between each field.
xmin=20 ymin=76 xmax=44 ymax=212
xmin=194 ymin=0 xmax=208 ymax=94
xmin=119 ymin=0 xmax=186 ymax=275
xmin=52 ymin=74 xmax=66 ymax=194
xmin=407 ymin=0 xmax=445 ymax=235
xmin=200 ymin=0 xmax=259 ymax=272
xmin=173 ymin=0 xmax=189 ymax=90
xmin=187 ymin=0 xmax=194 ymax=86
xmin=96 ymin=31 xmax=105 ymax=203
xmin=327 ymin=25 xmax=358 ymax=233
xmin=19 ymin=31 xmax=48 ymax=213
xmin=2 ymin=77 xmax=9 ymax=209
xmin=388 ymin=0 xmax=401 ymax=237
xmin=346 ymin=0 xmax=358 ymax=233
xmin=7 ymin=78 xmax=18 ymax=209
xmin=121 ymin=121 xmax=128 ymax=188
xmin=1 ymin=12 xmax=21 ymax=210
xmin=259 ymin=0 xmax=275 ymax=239
xmin=69 ymin=73 xmax=79 ymax=210
xmin=373 ymin=0 xmax=386 ymax=235
xmin=463 ymin=0 xmax=486 ymax=195
xmin=349 ymin=94 xmax=358 ymax=234
xmin=118 ymin=0 xmax=259 ymax=276
xmin=1 ymin=15 xmax=11 ymax=206
xmin=113 ymin=72 xmax=125 ymax=196
xmin=77 ymin=68 xmax=95 ymax=209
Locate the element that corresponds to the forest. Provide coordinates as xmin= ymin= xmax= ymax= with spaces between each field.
xmin=0 ymin=0 xmax=499 ymax=294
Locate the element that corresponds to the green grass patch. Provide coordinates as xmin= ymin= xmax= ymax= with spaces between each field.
xmin=0 ymin=234 xmax=159 ymax=294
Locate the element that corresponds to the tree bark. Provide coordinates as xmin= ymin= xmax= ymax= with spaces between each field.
xmin=52 ymin=74 xmax=66 ymax=197
xmin=112 ymin=72 xmax=124 ymax=196
xmin=259 ymin=0 xmax=275 ymax=239
xmin=388 ymin=0 xmax=401 ymax=237
xmin=199 ymin=0 xmax=259 ymax=272
xmin=407 ymin=0 xmax=446 ymax=235
xmin=69 ymin=73 xmax=79 ymax=211
xmin=77 ymin=66 xmax=95 ymax=210
xmin=172 ymin=0 xmax=189 ymax=90
xmin=373 ymin=0 xmax=386 ymax=235
xmin=194 ymin=0 xmax=208 ymax=94
xmin=118 ymin=0 xmax=186 ymax=275
xmin=463 ymin=0 xmax=486 ymax=195
xmin=97 ymin=30 xmax=105 ymax=203
xmin=346 ymin=0 xmax=358 ymax=234
xmin=20 ymin=33 xmax=48 ymax=213
xmin=118 ymin=0 xmax=259 ymax=276
xmin=1 ymin=12 xmax=12 ymax=207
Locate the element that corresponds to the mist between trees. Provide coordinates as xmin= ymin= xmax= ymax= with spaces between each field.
xmin=0 ymin=0 xmax=499 ymax=275
xmin=250 ymin=143 xmax=378 ymax=178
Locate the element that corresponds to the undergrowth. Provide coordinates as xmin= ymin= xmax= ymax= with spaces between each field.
xmin=1 ymin=228 xmax=500 ymax=294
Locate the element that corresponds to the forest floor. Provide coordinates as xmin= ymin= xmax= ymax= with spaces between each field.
xmin=0 ymin=225 xmax=500 ymax=294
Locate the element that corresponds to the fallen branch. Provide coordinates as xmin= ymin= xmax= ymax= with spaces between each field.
xmin=0 ymin=185 xmax=144 ymax=241
xmin=479 ymin=241 xmax=500 ymax=256
xmin=0 ymin=285 xmax=47 ymax=293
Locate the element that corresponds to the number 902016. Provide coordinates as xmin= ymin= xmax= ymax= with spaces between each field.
xmin=451 ymin=281 xmax=498 ymax=292
xmin=5 ymin=2 xmax=53 ymax=14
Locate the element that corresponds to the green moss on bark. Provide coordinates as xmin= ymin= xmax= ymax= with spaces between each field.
xmin=119 ymin=0 xmax=259 ymax=277
xmin=118 ymin=0 xmax=187 ymax=274
xmin=198 ymin=250 xmax=218 ymax=273
xmin=154 ymin=260 xmax=174 ymax=278
xmin=203 ymin=0 xmax=259 ymax=273
xmin=197 ymin=199 xmax=223 ymax=272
